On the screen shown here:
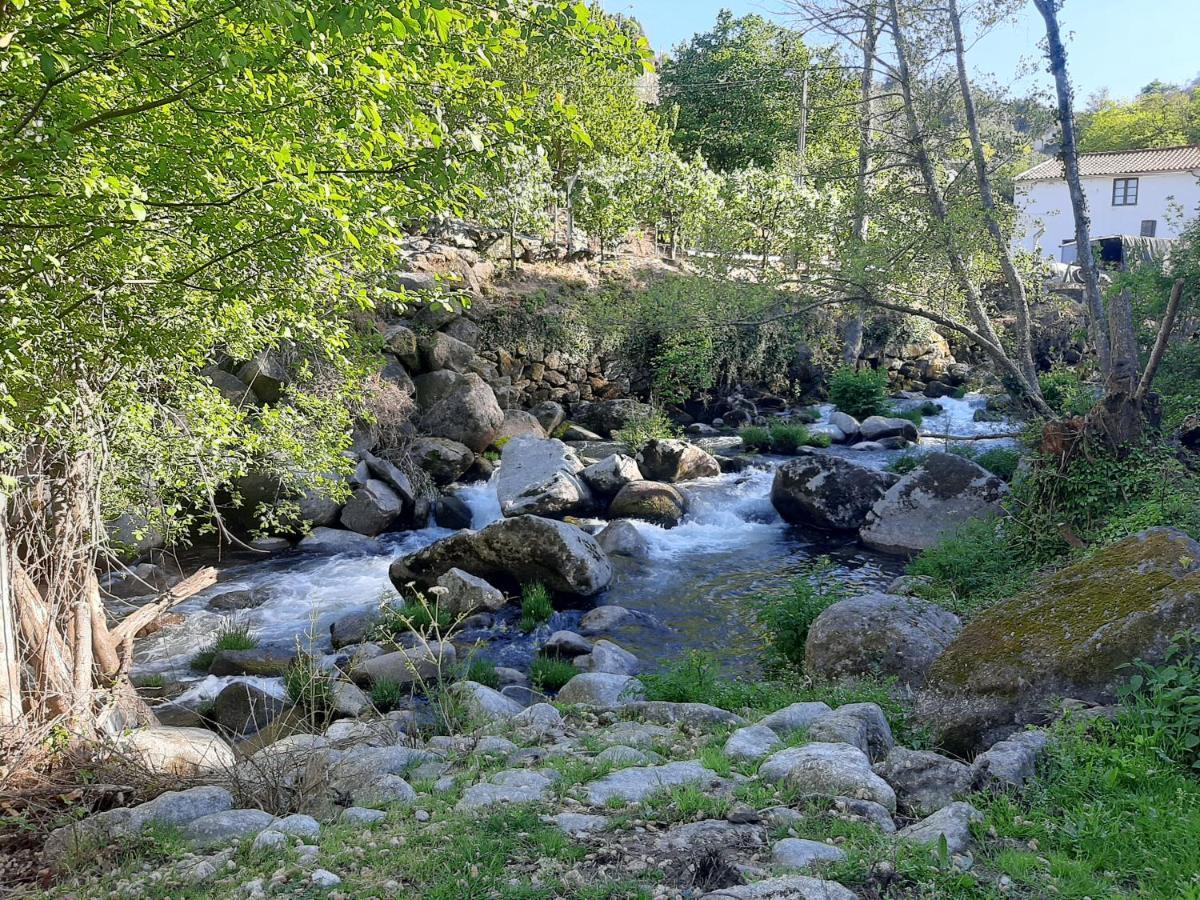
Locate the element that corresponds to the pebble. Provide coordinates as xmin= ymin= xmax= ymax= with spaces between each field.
xmin=311 ymin=868 xmax=342 ymax=888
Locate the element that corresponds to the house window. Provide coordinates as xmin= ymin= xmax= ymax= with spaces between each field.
xmin=1141 ymin=219 xmax=1157 ymax=237
xmin=1112 ymin=177 xmax=1138 ymax=206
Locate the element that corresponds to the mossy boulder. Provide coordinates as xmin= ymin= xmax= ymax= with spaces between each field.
xmin=925 ymin=527 xmax=1200 ymax=753
xmin=609 ymin=481 xmax=686 ymax=527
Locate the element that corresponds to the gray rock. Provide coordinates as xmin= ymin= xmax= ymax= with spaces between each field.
xmin=298 ymin=527 xmax=383 ymax=555
xmin=609 ymin=481 xmax=687 ymax=527
xmin=887 ymin=573 xmax=935 ymax=597
xmin=418 ymin=372 xmax=504 ymax=452
xmin=858 ymin=415 xmax=919 ymax=443
xmin=495 ymin=409 xmax=547 ymax=442
xmin=701 ymin=876 xmax=857 ymax=899
xmin=808 ymin=704 xmax=894 ymax=762
xmin=451 ymin=681 xmax=524 ymax=722
xmin=584 ymin=760 xmax=722 ymax=805
xmin=637 ymin=439 xmax=720 ymax=482
xmin=770 ymin=455 xmax=898 ymax=531
xmin=355 ymin=642 xmax=456 ymax=686
xmin=530 ymin=401 xmax=566 ymax=434
xmin=804 ymin=593 xmax=961 ymax=686
xmin=310 ymin=869 xmax=343 ymax=888
xmin=183 ymin=809 xmax=276 ymax=847
xmin=339 ymin=479 xmax=404 ymax=536
xmin=595 ymin=520 xmax=651 ymax=559
xmin=581 ymin=454 xmax=643 ymax=495
xmin=391 ymin=514 xmax=613 ymax=597
xmin=579 ymin=605 xmax=643 ymax=634
xmin=330 ymin=680 xmax=370 ymax=718
xmin=206 ymin=588 xmax=268 ymax=612
xmin=543 ymin=630 xmax=592 ymax=657
xmin=251 ymin=829 xmax=287 ymax=851
xmin=873 ymin=747 xmax=972 ymax=815
xmin=118 ymin=727 xmax=236 ymax=775
xmin=330 ymin=609 xmax=380 ymax=649
xmin=210 ymin=683 xmax=286 ymax=736
xmin=549 ymin=812 xmax=608 ymax=835
xmin=831 ymin=796 xmax=896 ymax=833
xmin=771 ymin=838 xmax=847 ymax=869
xmin=237 ymin=351 xmax=288 ymax=403
xmin=384 ymin=323 xmax=419 ymax=368
xmin=273 ymin=814 xmax=320 ymax=839
xmin=829 ymin=411 xmax=861 ymax=442
xmin=340 ymin=807 xmax=387 ymax=825
xmin=496 ymin=437 xmax=593 ymax=518
xmin=207 ymin=649 xmax=294 ymax=678
xmin=860 ymin=453 xmax=1008 ymax=555
xmin=596 ymin=720 xmax=675 ymax=749
xmin=595 ymin=745 xmax=655 ymax=767
xmin=724 ymin=725 xmax=783 ymax=762
xmin=897 ymin=801 xmax=982 ymax=854
xmin=409 ymin=437 xmax=475 ymax=485
xmin=573 ymin=399 xmax=656 ymax=438
xmin=456 ymin=769 xmax=552 ymax=810
xmin=418 ymin=331 xmax=475 ymax=373
xmin=556 ymin=673 xmax=644 ymax=707
xmin=759 ymin=742 xmax=896 ymax=812
xmin=434 ymin=494 xmax=473 ymax=529
xmin=574 ymin=639 xmax=639 ymax=676
xmin=512 ymin=703 xmax=563 ymax=735
xmin=351 ymin=774 xmax=417 ymax=808
xmin=758 ymin=702 xmax=833 ymax=738
xmin=622 ymin=701 xmax=746 ymax=729
xmin=436 ymin=568 xmax=506 ymax=616
xmin=971 ymin=730 xmax=1050 ymax=791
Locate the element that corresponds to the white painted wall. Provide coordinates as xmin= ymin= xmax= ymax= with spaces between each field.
xmin=1014 ymin=170 xmax=1200 ymax=260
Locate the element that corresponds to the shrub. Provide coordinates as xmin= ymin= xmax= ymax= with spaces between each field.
xmin=740 ymin=426 xmax=771 ymax=452
xmin=190 ymin=620 xmax=258 ymax=671
xmin=917 ymin=400 xmax=942 ymax=417
xmin=1155 ymin=340 xmax=1200 ymax=432
xmin=1039 ymin=367 xmax=1094 ymax=417
xmin=892 ymin=408 xmax=923 ymax=427
xmin=907 ymin=517 xmax=1035 ymax=614
xmin=752 ymin=559 xmax=848 ymax=670
xmin=828 ymin=366 xmax=889 ymax=420
xmin=767 ymin=422 xmax=810 ymax=454
xmin=370 ymin=678 xmax=410 ymax=712
xmin=530 ymin=656 xmax=577 ymax=692
xmin=377 ymin=595 xmax=452 ymax=638
xmin=519 ymin=582 xmax=554 ymax=632
xmin=284 ymin=653 xmax=334 ymax=719
xmin=616 ymin=405 xmax=680 ymax=452
xmin=459 ymin=657 xmax=501 ymax=690
xmin=886 ymin=453 xmax=923 ymax=475
xmin=974 ymin=447 xmax=1021 ymax=481
xmin=1118 ymin=631 xmax=1200 ymax=770
xmin=639 ymin=650 xmax=722 ymax=704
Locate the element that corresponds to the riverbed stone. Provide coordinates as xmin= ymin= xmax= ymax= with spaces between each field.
xmin=759 ymin=702 xmax=832 ymax=738
xmin=183 ymin=809 xmax=276 ymax=847
xmin=543 ymin=630 xmax=592 ymax=657
xmin=595 ymin=519 xmax=651 ymax=558
xmin=829 ymin=412 xmax=861 ymax=442
xmin=636 ymin=439 xmax=720 ymax=482
xmin=457 ymin=770 xmax=553 ymax=810
xmin=897 ymin=801 xmax=982 ymax=854
xmin=339 ymin=479 xmax=404 ymax=536
xmin=497 ymin=436 xmax=593 ymax=518
xmin=297 ymin=527 xmax=383 ymax=555
xmin=434 ymin=494 xmax=473 ymax=529
xmin=409 ymin=437 xmax=475 ymax=485
xmin=804 ymin=593 xmax=961 ymax=686
xmin=927 ymin=527 xmax=1200 ymax=753
xmin=354 ymin=642 xmax=456 ymax=686
xmin=858 ymin=416 xmax=919 ymax=443
xmin=608 ymin=480 xmax=687 ymax=527
xmin=724 ymin=725 xmax=783 ymax=762
xmin=391 ymin=514 xmax=613 ymax=597
xmin=556 ymin=673 xmax=643 ymax=707
xmin=119 ymin=727 xmax=236 ymax=775
xmin=759 ymin=743 xmax=896 ymax=812
xmin=770 ymin=455 xmax=898 ymax=531
xmin=451 ymin=681 xmax=524 ymax=722
xmin=581 ymin=454 xmax=643 ymax=495
xmin=329 ymin=680 xmax=370 ymax=718
xmin=574 ymin=639 xmax=640 ymax=676
xmin=436 ymin=567 xmax=506 ymax=616
xmin=330 ymin=609 xmax=380 ymax=649
xmin=579 ymin=605 xmax=645 ymax=634
xmin=210 ymin=683 xmax=287 ymax=736
xmin=860 ymin=453 xmax=1007 ymax=555
xmin=772 ymin=838 xmax=847 ymax=870
xmin=873 ymin=747 xmax=972 ymax=815
xmin=206 ymin=588 xmax=268 ymax=612
xmin=418 ymin=372 xmax=504 ymax=452
xmin=701 ymin=876 xmax=857 ymax=899
xmin=807 ymin=703 xmax=894 ymax=762
xmin=584 ymin=760 xmax=722 ymax=805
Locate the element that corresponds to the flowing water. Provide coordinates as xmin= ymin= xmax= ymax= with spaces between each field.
xmin=135 ymin=394 xmax=1015 ymax=705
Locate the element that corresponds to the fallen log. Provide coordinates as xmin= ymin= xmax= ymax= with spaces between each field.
xmin=110 ymin=566 xmax=218 ymax=649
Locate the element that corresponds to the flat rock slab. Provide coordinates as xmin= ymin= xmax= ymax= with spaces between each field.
xmin=183 ymin=809 xmax=276 ymax=847
xmin=457 ymin=770 xmax=553 ymax=810
xmin=585 ymin=760 xmax=722 ymax=805
xmin=549 ymin=812 xmax=609 ymax=836
xmin=701 ymin=876 xmax=857 ymax=899
xmin=772 ymin=838 xmax=847 ymax=869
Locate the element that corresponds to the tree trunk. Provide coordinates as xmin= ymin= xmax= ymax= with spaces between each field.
xmin=948 ymin=0 xmax=1038 ymax=388
xmin=843 ymin=1 xmax=879 ymax=368
xmin=0 ymin=494 xmax=21 ymax=727
xmin=1033 ymin=0 xmax=1112 ymax=377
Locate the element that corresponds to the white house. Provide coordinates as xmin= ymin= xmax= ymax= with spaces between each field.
xmin=1013 ymin=145 xmax=1200 ymax=261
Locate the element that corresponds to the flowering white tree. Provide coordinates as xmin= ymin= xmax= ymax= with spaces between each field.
xmin=575 ymin=154 xmax=646 ymax=261
xmin=473 ymin=145 xmax=555 ymax=271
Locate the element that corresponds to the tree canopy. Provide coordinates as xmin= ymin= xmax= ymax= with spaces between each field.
xmin=1078 ymin=84 xmax=1200 ymax=152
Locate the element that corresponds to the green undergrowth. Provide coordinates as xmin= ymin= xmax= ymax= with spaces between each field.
xmin=751 ymin=558 xmax=848 ymax=668
xmin=518 ymin=582 xmax=554 ymax=632
xmin=189 ymin=620 xmax=258 ymax=671
xmin=740 ymin=422 xmax=830 ymax=453
xmin=530 ymin=655 xmax=578 ymax=692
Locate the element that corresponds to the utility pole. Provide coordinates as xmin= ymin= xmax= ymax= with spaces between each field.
xmin=796 ymin=67 xmax=809 ymax=189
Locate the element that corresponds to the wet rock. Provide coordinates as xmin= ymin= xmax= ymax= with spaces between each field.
xmin=637 ymin=439 xmax=720 ymax=483
xmin=758 ymin=702 xmax=832 ymax=738
xmin=207 ymin=649 xmax=294 ymax=678
xmin=119 ymin=727 xmax=236 ymax=775
xmin=860 ymin=453 xmax=1008 ymax=556
xmin=770 ymin=455 xmax=898 ymax=531
xmin=434 ymin=494 xmax=473 ymax=529
xmin=556 ymin=673 xmax=644 ymax=707
xmin=417 ymin=372 xmax=504 ymax=452
xmin=339 ymin=479 xmax=404 ymax=536
xmin=897 ymin=801 xmax=981 ymax=854
xmin=581 ymin=454 xmax=643 ymax=496
xmin=927 ymin=528 xmax=1200 ymax=753
xmin=804 ymin=593 xmax=961 ymax=686
xmin=457 ymin=770 xmax=552 ymax=810
xmin=436 ymin=568 xmax=506 ymax=616
xmin=724 ymin=725 xmax=783 ymax=762
xmin=409 ymin=437 xmax=475 ymax=485
xmin=297 ymin=527 xmax=383 ymax=555
xmin=873 ymin=747 xmax=972 ymax=815
xmin=609 ymin=481 xmax=687 ymax=527
xmin=206 ymin=588 xmax=268 ymax=612
xmin=543 ymin=630 xmax=593 ymax=657
xmin=595 ymin=519 xmax=651 ymax=559
xmin=759 ymin=743 xmax=896 ymax=812
xmin=584 ymin=760 xmax=722 ymax=805
xmin=391 ymin=515 xmax=613 ymax=597
xmin=579 ymin=605 xmax=646 ymax=634
xmin=771 ymin=838 xmax=847 ymax=869
xmin=496 ymin=437 xmax=593 ymax=518
xmin=183 ymin=809 xmax=276 ymax=847
xmin=574 ymin=639 xmax=640 ymax=676
xmin=858 ymin=415 xmax=919 ymax=443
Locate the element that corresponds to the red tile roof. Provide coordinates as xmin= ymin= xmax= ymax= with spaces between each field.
xmin=1015 ymin=145 xmax=1200 ymax=181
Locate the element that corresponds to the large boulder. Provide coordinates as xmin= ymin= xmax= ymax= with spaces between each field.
xmin=496 ymin=437 xmax=593 ymax=518
xmin=581 ymin=454 xmax=642 ymax=496
xmin=858 ymin=416 xmax=919 ymax=443
xmin=390 ymin=515 xmax=613 ymax=597
xmin=804 ymin=593 xmax=961 ymax=686
xmin=495 ymin=410 xmax=547 ymax=443
xmin=418 ymin=331 xmax=475 ymax=373
xmin=573 ymin=399 xmax=656 ymax=438
xmin=409 ymin=437 xmax=474 ymax=485
xmin=417 ymin=372 xmax=503 ymax=452
xmin=339 ymin=479 xmax=404 ymax=536
xmin=927 ymin=528 xmax=1200 ymax=753
xmin=118 ymin=727 xmax=236 ymax=775
xmin=770 ymin=455 xmax=898 ymax=531
xmin=859 ymin=453 xmax=1007 ymax=555
xmin=637 ymin=439 xmax=720 ymax=483
xmin=609 ymin=481 xmax=686 ymax=527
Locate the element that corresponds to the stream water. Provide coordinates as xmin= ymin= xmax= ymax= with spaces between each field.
xmin=133 ymin=394 xmax=1015 ymax=707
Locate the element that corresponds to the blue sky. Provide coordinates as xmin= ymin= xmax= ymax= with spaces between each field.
xmin=606 ymin=0 xmax=1200 ymax=101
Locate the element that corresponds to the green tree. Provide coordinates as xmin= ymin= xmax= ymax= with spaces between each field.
xmin=574 ymin=154 xmax=645 ymax=260
xmin=469 ymin=145 xmax=555 ymax=271
xmin=1078 ymin=88 xmax=1200 ymax=152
